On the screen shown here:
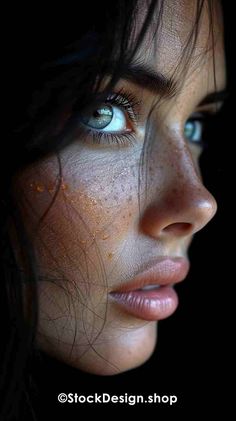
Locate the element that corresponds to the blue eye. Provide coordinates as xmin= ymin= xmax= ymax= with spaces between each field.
xmin=81 ymin=103 xmax=128 ymax=132
xmin=184 ymin=118 xmax=204 ymax=144
xmin=77 ymin=88 xmax=140 ymax=147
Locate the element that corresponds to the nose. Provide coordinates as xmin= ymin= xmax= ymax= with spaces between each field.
xmin=140 ymin=151 xmax=217 ymax=239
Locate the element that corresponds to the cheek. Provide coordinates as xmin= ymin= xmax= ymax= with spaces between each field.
xmin=14 ymin=155 xmax=140 ymax=288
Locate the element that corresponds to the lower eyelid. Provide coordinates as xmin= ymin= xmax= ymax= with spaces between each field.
xmin=74 ymin=125 xmax=138 ymax=148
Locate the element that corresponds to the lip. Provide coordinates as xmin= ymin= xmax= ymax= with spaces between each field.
xmin=109 ymin=257 xmax=189 ymax=321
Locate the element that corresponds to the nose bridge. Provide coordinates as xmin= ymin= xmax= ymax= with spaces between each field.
xmin=165 ymin=130 xmax=199 ymax=175
xmin=148 ymin=134 xmax=204 ymax=197
xmin=164 ymin=141 xmax=204 ymax=197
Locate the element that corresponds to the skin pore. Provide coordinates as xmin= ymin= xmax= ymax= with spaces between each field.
xmin=12 ymin=0 xmax=226 ymax=375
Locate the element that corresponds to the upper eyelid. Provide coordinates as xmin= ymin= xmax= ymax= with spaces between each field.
xmin=195 ymin=102 xmax=225 ymax=115
xmin=186 ymin=107 xmax=222 ymax=123
xmin=187 ymin=112 xmax=206 ymax=120
xmin=104 ymin=89 xmax=142 ymax=124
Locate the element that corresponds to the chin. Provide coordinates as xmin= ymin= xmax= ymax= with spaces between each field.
xmin=37 ymin=321 xmax=158 ymax=376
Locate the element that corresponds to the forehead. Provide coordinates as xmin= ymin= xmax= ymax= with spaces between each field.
xmin=134 ymin=0 xmax=226 ymax=91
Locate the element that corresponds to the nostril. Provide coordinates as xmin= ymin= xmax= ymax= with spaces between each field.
xmin=163 ymin=222 xmax=193 ymax=236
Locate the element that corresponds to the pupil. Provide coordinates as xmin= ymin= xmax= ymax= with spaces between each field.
xmin=94 ymin=110 xmax=101 ymax=118
xmin=81 ymin=104 xmax=113 ymax=129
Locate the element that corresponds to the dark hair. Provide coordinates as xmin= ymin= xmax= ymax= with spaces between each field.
xmin=0 ymin=1 xmax=221 ymax=419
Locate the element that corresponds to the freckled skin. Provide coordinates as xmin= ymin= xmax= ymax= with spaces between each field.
xmin=12 ymin=0 xmax=225 ymax=375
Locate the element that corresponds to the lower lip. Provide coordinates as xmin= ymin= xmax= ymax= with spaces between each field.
xmin=110 ymin=286 xmax=178 ymax=321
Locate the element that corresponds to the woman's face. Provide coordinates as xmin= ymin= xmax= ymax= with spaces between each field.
xmin=13 ymin=0 xmax=226 ymax=374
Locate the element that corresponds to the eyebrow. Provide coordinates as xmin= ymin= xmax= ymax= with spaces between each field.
xmin=115 ymin=63 xmax=228 ymax=107
xmin=198 ymin=90 xmax=229 ymax=106
xmin=119 ymin=63 xmax=177 ymax=99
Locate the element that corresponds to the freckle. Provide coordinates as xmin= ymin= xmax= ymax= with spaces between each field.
xmin=91 ymin=231 xmax=99 ymax=239
xmin=129 ymin=212 xmax=132 ymax=217
xmin=35 ymin=184 xmax=44 ymax=193
xmin=61 ymin=182 xmax=68 ymax=191
xmin=108 ymin=252 xmax=114 ymax=259
xmin=122 ymin=215 xmax=126 ymax=219
xmin=102 ymin=234 xmax=110 ymax=240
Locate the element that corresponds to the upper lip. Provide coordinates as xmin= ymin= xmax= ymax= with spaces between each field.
xmin=110 ymin=256 xmax=190 ymax=293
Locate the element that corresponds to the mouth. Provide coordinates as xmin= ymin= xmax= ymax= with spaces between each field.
xmin=109 ymin=257 xmax=190 ymax=321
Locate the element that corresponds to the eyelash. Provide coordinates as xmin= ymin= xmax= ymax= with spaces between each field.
xmin=78 ymin=88 xmax=141 ymax=147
